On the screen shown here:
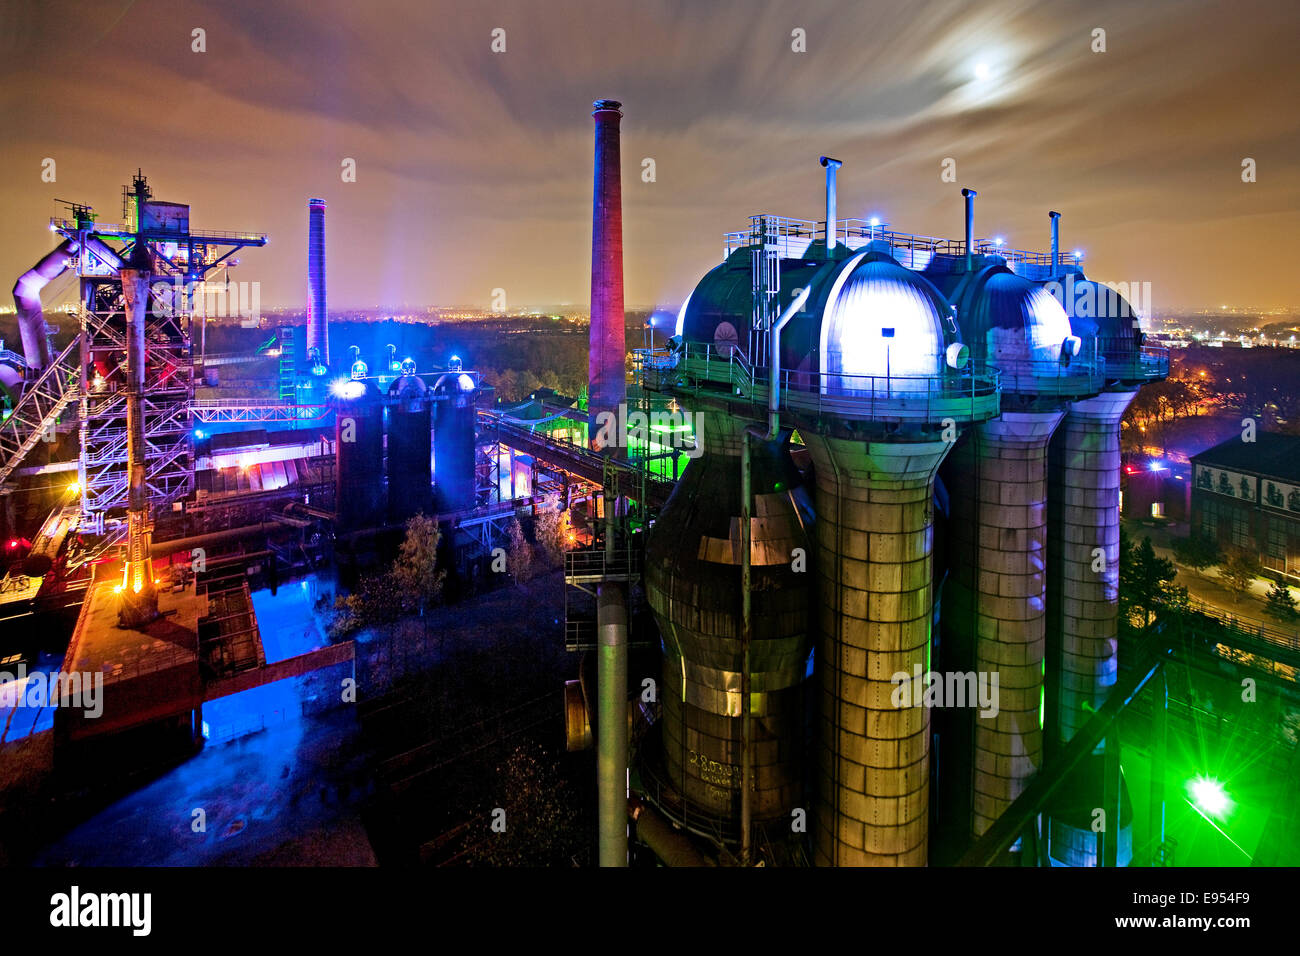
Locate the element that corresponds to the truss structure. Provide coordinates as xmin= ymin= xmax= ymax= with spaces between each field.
xmin=49 ymin=196 xmax=266 ymax=523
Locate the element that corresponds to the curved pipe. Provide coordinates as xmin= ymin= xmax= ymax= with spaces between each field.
xmin=12 ymin=239 xmax=78 ymax=370
xmin=766 ymin=286 xmax=811 ymax=440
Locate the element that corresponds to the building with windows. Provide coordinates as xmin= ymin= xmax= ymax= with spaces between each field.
xmin=1190 ymin=431 xmax=1300 ymax=582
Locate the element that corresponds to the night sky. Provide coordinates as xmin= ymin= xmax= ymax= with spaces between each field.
xmin=2 ymin=0 xmax=1297 ymax=311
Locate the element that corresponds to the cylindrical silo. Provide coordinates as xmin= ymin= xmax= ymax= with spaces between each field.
xmin=333 ymin=378 xmax=384 ymax=530
xmin=645 ymin=409 xmax=814 ymax=828
xmin=433 ymin=365 xmax=478 ymax=512
xmin=1043 ymin=269 xmax=1165 ymax=866
xmin=927 ymin=251 xmax=1095 ymax=842
xmin=667 ymin=229 xmax=1000 ymax=865
xmin=387 ymin=359 xmax=431 ymax=520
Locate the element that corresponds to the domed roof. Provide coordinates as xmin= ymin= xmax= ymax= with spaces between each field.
xmin=1043 ymin=272 xmax=1147 ymax=378
xmin=388 ymin=371 xmax=428 ymax=397
xmin=675 ymin=248 xmax=960 ymax=394
xmin=433 ymin=371 xmax=477 ymax=395
xmin=328 ymin=377 xmax=382 ymax=403
xmin=930 ymin=266 xmax=1074 ymax=369
xmin=821 ymin=253 xmax=955 ymax=389
xmin=1047 ymin=274 xmax=1139 ymax=341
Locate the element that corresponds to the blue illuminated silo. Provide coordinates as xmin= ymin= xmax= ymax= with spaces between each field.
xmin=387 ymin=358 xmax=432 ymax=520
xmin=332 ymin=378 xmax=384 ymax=530
xmin=433 ymin=358 xmax=478 ymax=512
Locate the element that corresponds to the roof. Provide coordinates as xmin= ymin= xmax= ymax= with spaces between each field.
xmin=1191 ymin=431 xmax=1300 ymax=482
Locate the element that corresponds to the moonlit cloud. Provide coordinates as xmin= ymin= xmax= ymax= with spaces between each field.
xmin=1 ymin=0 xmax=1297 ymax=310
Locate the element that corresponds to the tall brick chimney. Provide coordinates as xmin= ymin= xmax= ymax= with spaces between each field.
xmin=588 ymin=99 xmax=626 ymax=450
xmin=307 ymin=198 xmax=329 ymax=368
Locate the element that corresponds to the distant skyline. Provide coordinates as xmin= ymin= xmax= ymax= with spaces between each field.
xmin=2 ymin=0 xmax=1298 ymax=311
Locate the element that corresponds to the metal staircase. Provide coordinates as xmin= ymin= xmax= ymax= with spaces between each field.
xmin=0 ymin=337 xmax=81 ymax=489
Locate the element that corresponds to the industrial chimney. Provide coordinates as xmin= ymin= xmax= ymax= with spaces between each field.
xmin=587 ymin=100 xmax=626 ymax=450
xmin=307 ymin=198 xmax=329 ymax=369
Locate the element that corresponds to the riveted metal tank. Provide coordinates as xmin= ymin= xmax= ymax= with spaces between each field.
xmin=665 ymin=240 xmax=990 ymax=864
xmin=387 ymin=358 xmax=431 ymax=520
xmin=645 ymin=409 xmax=814 ymax=826
xmin=332 ymin=378 xmax=384 ymax=530
xmin=433 ymin=360 xmax=478 ymax=512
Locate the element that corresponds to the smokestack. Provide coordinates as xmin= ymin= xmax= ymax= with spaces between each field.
xmin=962 ymin=188 xmax=977 ymax=269
xmin=118 ymin=241 xmax=158 ymax=628
xmin=1049 ymin=211 xmax=1061 ymax=274
xmin=307 ymin=198 xmax=328 ymax=369
xmin=820 ymin=156 xmax=842 ymax=257
xmin=588 ymin=99 xmax=626 ymax=449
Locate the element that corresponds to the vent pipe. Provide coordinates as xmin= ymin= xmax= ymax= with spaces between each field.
xmin=306 ymin=198 xmax=328 ymax=369
xmin=962 ymin=187 xmax=977 ymax=269
xmin=820 ymin=157 xmax=843 ymax=257
xmin=588 ymin=99 xmax=626 ymax=449
xmin=1049 ymin=211 xmax=1061 ymax=274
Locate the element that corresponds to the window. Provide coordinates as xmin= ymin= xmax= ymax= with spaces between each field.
xmin=1268 ymin=523 xmax=1286 ymax=560
xmin=1231 ymin=511 xmax=1249 ymax=549
xmin=1152 ymin=502 xmax=1165 ymax=519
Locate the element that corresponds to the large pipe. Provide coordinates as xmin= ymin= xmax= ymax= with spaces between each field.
xmin=628 ymin=796 xmax=710 ymax=866
xmin=1049 ymin=211 xmax=1061 ymax=274
xmin=767 ymin=287 xmax=811 ymax=439
xmin=588 ymin=99 xmax=626 ymax=449
xmin=963 ymin=188 xmax=978 ymax=269
xmin=820 ymin=156 xmax=843 ymax=257
xmin=307 ymin=198 xmax=328 ymax=369
xmin=597 ymin=581 xmax=628 ymax=867
xmin=739 ymin=429 xmax=754 ymax=864
xmin=12 ymin=239 xmax=79 ymax=370
xmin=118 ymin=241 xmax=158 ymax=628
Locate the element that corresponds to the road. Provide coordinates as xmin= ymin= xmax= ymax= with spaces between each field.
xmin=1125 ymin=519 xmax=1300 ymax=640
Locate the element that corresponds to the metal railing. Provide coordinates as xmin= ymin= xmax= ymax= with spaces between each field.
xmin=563 ymin=546 xmax=642 ymax=581
xmin=49 ymin=218 xmax=268 ymax=245
xmin=636 ymin=342 xmax=1001 ymax=425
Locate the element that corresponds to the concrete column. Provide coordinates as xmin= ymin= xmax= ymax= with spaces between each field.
xmin=1047 ymin=391 xmax=1137 ymax=746
xmin=1045 ymin=390 xmax=1138 ymax=869
xmin=805 ymin=434 xmax=951 ymax=866
xmin=943 ymin=410 xmax=1064 ymax=837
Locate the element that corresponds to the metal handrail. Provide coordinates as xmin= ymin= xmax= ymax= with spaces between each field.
xmin=651 ymin=341 xmax=1000 ymax=419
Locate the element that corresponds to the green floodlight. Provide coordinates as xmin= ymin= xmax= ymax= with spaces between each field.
xmin=1189 ymin=776 xmax=1230 ymax=817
